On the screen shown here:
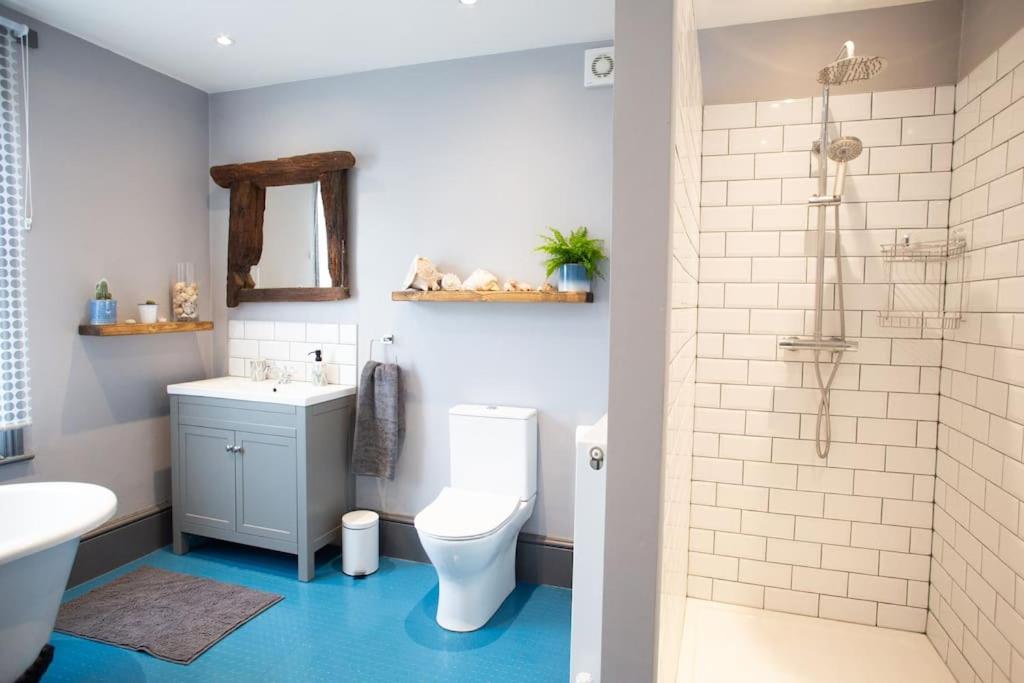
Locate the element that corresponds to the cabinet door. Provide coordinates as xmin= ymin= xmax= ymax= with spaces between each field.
xmin=179 ymin=425 xmax=237 ymax=531
xmin=235 ymin=431 xmax=297 ymax=541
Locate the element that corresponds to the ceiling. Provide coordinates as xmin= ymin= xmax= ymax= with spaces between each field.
xmin=6 ymin=0 xmax=615 ymax=93
xmin=694 ymin=0 xmax=936 ymax=30
xmin=7 ymin=1 xmax=937 ymax=93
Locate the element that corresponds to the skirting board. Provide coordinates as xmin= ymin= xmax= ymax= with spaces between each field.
xmin=67 ymin=507 xmax=574 ymax=590
xmin=379 ymin=515 xmax=574 ymax=589
xmin=68 ymin=506 xmax=173 ymax=588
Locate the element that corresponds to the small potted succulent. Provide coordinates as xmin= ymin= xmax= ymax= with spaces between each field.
xmin=138 ymin=299 xmax=158 ymax=324
xmin=89 ymin=279 xmax=117 ymax=325
xmin=535 ymin=226 xmax=607 ymax=293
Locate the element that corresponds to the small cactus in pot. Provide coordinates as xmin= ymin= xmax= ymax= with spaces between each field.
xmin=138 ymin=298 xmax=159 ymax=324
xmin=89 ymin=278 xmax=118 ymax=325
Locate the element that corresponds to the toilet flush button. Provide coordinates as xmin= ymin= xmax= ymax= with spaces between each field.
xmin=588 ymin=447 xmax=604 ymax=470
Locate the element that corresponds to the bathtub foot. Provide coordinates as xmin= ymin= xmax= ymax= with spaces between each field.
xmin=172 ymin=531 xmax=191 ymax=555
xmin=16 ymin=643 xmax=53 ymax=683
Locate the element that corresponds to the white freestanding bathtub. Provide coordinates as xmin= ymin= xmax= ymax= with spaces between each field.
xmin=0 ymin=482 xmax=117 ymax=682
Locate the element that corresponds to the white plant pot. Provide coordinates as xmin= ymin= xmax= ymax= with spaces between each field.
xmin=137 ymin=304 xmax=158 ymax=324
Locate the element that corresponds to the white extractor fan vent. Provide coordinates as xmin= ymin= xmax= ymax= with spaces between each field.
xmin=584 ymin=47 xmax=614 ymax=88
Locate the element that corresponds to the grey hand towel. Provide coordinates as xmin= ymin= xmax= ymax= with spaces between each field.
xmin=352 ymin=360 xmax=405 ymax=479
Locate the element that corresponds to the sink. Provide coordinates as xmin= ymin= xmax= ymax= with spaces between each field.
xmin=167 ymin=376 xmax=356 ymax=407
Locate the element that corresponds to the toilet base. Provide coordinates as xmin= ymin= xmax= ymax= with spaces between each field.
xmin=435 ymin=539 xmax=517 ymax=632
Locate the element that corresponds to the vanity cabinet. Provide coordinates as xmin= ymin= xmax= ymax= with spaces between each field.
xmin=170 ymin=393 xmax=355 ymax=581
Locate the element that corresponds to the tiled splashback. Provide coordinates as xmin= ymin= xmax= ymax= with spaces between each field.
xmin=690 ymin=85 xmax=955 ymax=632
xmin=227 ymin=320 xmax=358 ymax=385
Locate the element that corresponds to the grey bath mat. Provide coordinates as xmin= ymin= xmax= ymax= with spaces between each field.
xmin=55 ymin=566 xmax=283 ymax=664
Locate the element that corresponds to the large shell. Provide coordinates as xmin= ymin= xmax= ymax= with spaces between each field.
xmin=463 ymin=269 xmax=500 ymax=291
xmin=401 ymin=255 xmax=442 ymax=291
xmin=441 ymin=273 xmax=463 ymax=291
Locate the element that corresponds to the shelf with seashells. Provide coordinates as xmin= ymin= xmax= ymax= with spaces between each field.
xmin=392 ymin=256 xmax=592 ymax=303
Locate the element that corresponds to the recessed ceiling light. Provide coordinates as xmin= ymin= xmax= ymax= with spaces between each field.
xmin=215 ymin=34 xmax=234 ymax=47
xmin=459 ymin=0 xmax=478 ymax=5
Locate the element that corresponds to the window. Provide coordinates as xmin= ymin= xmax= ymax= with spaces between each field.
xmin=0 ymin=16 xmax=32 ymax=461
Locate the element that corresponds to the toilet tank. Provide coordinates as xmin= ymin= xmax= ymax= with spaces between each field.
xmin=449 ymin=405 xmax=537 ymax=500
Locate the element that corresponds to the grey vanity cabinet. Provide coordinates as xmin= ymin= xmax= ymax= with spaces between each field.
xmin=170 ymin=393 xmax=355 ymax=581
xmin=179 ymin=425 xmax=237 ymax=532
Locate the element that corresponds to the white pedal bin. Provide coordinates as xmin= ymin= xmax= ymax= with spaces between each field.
xmin=342 ymin=510 xmax=379 ymax=577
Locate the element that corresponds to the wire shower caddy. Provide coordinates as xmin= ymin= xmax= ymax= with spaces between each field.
xmin=878 ymin=231 xmax=967 ymax=330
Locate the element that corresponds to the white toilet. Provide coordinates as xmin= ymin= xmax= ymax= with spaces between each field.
xmin=414 ymin=404 xmax=537 ymax=632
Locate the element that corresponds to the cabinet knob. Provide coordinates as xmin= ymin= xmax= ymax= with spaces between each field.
xmin=225 ymin=444 xmax=233 ymax=452
xmin=234 ymin=446 xmax=244 ymax=454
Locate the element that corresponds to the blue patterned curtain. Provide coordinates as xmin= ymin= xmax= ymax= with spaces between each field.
xmin=0 ymin=17 xmax=30 ymax=432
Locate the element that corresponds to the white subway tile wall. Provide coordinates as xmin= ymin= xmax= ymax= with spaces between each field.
xmin=691 ymin=83 xmax=957 ymax=632
xmin=929 ymin=27 xmax=1024 ymax=683
xmin=227 ymin=320 xmax=358 ymax=385
xmin=658 ymin=1 xmax=702 ymax=679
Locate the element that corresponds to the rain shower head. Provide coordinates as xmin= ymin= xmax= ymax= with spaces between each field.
xmin=827 ymin=136 xmax=863 ymax=163
xmin=817 ymin=41 xmax=886 ymax=86
xmin=817 ymin=55 xmax=887 ymax=85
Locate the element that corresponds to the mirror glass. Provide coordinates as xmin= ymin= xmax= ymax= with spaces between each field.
xmin=252 ymin=182 xmax=332 ymax=288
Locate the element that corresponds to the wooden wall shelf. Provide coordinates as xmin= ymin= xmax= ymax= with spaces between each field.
xmin=79 ymin=321 xmax=214 ymax=337
xmin=391 ymin=290 xmax=592 ymax=303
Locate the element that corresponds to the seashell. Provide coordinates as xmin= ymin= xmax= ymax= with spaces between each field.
xmin=539 ymin=282 xmax=556 ymax=293
xmin=502 ymin=279 xmax=534 ymax=292
xmin=125 ymin=319 xmax=137 ymax=324
xmin=402 ymin=255 xmax=442 ymax=291
xmin=463 ymin=269 xmax=499 ymax=291
xmin=158 ymin=317 xmax=168 ymax=323
xmin=441 ymin=273 xmax=462 ymax=291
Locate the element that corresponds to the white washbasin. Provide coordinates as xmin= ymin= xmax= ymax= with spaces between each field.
xmin=167 ymin=376 xmax=356 ymax=406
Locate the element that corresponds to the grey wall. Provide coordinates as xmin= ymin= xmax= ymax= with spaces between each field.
xmin=0 ymin=7 xmax=212 ymax=521
xmin=209 ymin=44 xmax=612 ymax=541
xmin=601 ymin=0 xmax=674 ymax=679
xmin=698 ymin=0 xmax=963 ymax=105
xmin=959 ymin=0 xmax=1024 ymax=76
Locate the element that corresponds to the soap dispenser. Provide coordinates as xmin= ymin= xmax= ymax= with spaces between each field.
xmin=308 ymin=349 xmax=328 ymax=386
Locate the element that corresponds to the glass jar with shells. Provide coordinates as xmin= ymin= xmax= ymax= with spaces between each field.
xmin=171 ymin=262 xmax=199 ymax=322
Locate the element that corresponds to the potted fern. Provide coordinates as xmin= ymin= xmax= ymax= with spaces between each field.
xmin=536 ymin=226 xmax=607 ymax=293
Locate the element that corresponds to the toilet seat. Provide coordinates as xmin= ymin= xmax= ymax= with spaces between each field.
xmin=415 ymin=487 xmax=520 ymax=541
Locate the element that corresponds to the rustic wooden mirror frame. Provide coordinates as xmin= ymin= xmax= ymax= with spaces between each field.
xmin=211 ymin=151 xmax=355 ymax=307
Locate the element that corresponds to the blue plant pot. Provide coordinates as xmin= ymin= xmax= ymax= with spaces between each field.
xmin=558 ymin=264 xmax=591 ymax=293
xmin=89 ymin=299 xmax=118 ymax=325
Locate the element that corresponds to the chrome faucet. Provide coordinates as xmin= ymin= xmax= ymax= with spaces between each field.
xmin=273 ymin=364 xmax=293 ymax=385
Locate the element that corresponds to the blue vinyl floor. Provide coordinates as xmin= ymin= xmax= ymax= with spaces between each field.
xmin=46 ymin=542 xmax=571 ymax=682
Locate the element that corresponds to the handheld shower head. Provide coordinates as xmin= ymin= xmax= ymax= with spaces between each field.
xmin=827 ymin=136 xmax=863 ymax=197
xmin=827 ymin=136 xmax=863 ymax=163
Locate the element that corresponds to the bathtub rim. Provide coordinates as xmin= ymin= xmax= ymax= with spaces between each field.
xmin=0 ymin=481 xmax=117 ymax=566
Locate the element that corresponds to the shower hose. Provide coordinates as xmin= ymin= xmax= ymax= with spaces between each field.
xmin=813 ymin=202 xmax=846 ymax=459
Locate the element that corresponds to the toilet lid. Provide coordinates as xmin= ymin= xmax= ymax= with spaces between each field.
xmin=415 ymin=487 xmax=520 ymax=540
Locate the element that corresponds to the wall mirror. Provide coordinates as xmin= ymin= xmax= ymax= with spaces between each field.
xmin=210 ymin=151 xmax=355 ymax=307
xmin=256 ymin=183 xmax=331 ymax=290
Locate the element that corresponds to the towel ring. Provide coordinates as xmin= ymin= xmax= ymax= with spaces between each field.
xmin=369 ymin=335 xmax=397 ymax=365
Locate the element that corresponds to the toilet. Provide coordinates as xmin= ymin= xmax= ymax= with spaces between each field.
xmin=414 ymin=404 xmax=537 ymax=632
